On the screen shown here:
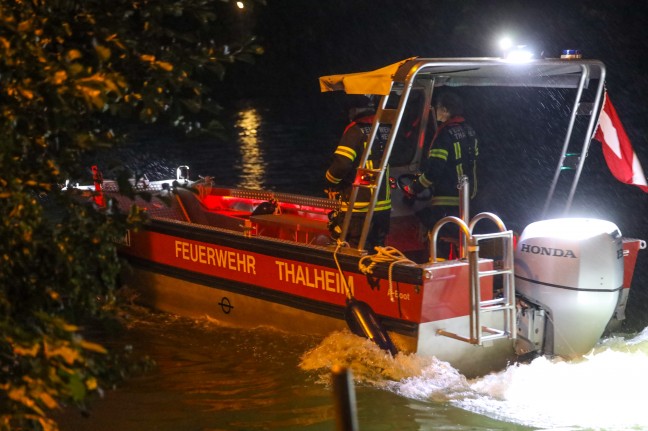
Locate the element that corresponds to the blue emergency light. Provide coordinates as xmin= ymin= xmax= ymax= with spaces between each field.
xmin=561 ymin=49 xmax=582 ymax=59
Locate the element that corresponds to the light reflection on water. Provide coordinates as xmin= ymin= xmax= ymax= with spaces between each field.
xmin=58 ymin=308 xmax=333 ymax=431
xmin=57 ymin=308 xmax=529 ymax=431
xmin=112 ymin=96 xmax=341 ymax=196
xmin=235 ymin=106 xmax=266 ymax=190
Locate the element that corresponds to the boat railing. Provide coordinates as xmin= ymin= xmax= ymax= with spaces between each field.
xmin=227 ymin=188 xmax=342 ymax=212
xmin=100 ymin=179 xmax=173 ymax=193
xmin=430 ymin=213 xmax=517 ymax=346
xmin=541 ymin=63 xmax=606 ymax=217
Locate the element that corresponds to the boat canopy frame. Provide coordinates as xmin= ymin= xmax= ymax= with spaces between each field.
xmin=320 ymin=57 xmax=607 ymax=252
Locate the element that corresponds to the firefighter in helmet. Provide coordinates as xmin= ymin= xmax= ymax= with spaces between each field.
xmin=404 ymin=91 xmax=479 ymax=257
xmin=325 ymin=94 xmax=392 ymax=251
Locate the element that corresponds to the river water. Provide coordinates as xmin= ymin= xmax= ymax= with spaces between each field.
xmin=58 ymin=307 xmax=648 ymax=431
xmin=61 ymin=97 xmax=648 ymax=430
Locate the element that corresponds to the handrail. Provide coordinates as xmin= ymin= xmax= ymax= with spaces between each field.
xmin=469 ymin=212 xmax=507 ymax=233
xmin=458 ymin=175 xmax=470 ymax=258
xmin=428 ymin=216 xmax=472 ymax=263
xmin=564 ymin=64 xmax=606 ymax=213
xmin=541 ymin=63 xmax=606 ymax=217
xmin=541 ymin=65 xmax=590 ymax=217
xmin=430 ymin=208 xmax=517 ymax=346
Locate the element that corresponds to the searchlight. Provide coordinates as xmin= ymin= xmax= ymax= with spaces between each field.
xmin=499 ymin=37 xmax=513 ymax=51
xmin=505 ymin=46 xmax=534 ymax=62
xmin=498 ymin=36 xmax=534 ymax=62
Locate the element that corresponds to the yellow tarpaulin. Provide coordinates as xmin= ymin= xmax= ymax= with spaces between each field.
xmin=318 ymin=57 xmax=416 ymax=95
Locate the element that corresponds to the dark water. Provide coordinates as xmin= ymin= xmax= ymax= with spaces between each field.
xmin=114 ymin=96 xmax=345 ymax=195
xmin=62 ymin=97 xmax=648 ymax=430
xmin=58 ymin=307 xmax=648 ymax=431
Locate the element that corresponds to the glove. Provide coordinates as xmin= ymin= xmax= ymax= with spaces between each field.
xmin=402 ymin=184 xmax=416 ymax=207
xmin=402 ymin=184 xmax=416 ymax=199
xmin=325 ymin=187 xmax=340 ymax=200
xmin=411 ymin=174 xmax=429 ymax=194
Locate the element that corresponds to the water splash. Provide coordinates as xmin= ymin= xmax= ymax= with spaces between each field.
xmin=460 ymin=348 xmax=648 ymax=429
xmin=300 ymin=330 xmax=468 ymax=390
xmin=301 ymin=328 xmax=648 ymax=430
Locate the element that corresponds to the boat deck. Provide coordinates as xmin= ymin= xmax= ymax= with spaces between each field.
xmin=105 ymin=182 xmax=338 ymax=246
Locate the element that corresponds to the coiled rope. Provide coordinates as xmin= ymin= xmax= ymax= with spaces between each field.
xmin=332 ymin=242 xmax=416 ymax=302
xmin=359 ymin=246 xmax=415 ymax=302
xmin=332 ymin=240 xmax=353 ymax=300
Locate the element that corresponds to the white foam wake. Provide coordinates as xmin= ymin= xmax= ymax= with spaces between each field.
xmin=301 ymin=328 xmax=648 ymax=430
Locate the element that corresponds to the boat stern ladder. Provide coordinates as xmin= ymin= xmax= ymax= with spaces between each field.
xmin=432 ymin=214 xmax=517 ymax=346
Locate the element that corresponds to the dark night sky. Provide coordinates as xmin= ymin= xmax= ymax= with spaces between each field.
xmin=225 ymin=0 xmax=648 ymax=211
xmin=226 ymin=0 xmax=648 ymax=199
xmin=224 ymin=0 xmax=648 ymax=170
xmin=229 ymin=1 xmax=648 ymax=99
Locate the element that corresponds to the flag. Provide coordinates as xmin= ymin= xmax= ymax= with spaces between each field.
xmin=593 ymin=91 xmax=648 ymax=192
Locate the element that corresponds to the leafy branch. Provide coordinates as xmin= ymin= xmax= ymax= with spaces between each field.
xmin=0 ymin=0 xmax=263 ymax=429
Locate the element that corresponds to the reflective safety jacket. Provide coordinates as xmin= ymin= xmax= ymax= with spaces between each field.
xmin=416 ymin=116 xmax=478 ymax=206
xmin=325 ymin=114 xmax=392 ymax=212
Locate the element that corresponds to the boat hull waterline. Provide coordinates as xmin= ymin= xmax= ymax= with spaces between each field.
xmin=120 ymin=215 xmax=516 ymax=377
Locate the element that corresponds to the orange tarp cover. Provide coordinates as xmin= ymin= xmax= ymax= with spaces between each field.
xmin=318 ymin=57 xmax=415 ymax=95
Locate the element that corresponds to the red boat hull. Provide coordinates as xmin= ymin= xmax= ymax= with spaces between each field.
xmin=119 ymin=218 xmax=516 ymax=376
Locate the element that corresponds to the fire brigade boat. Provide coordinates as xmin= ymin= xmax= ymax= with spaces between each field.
xmin=97 ymin=57 xmax=644 ymax=377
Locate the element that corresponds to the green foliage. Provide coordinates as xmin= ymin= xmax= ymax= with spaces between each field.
xmin=0 ymin=0 xmax=262 ymax=429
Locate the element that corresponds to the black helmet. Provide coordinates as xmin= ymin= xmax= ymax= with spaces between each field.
xmin=435 ymin=91 xmax=464 ymax=117
xmin=344 ymin=94 xmax=376 ymax=111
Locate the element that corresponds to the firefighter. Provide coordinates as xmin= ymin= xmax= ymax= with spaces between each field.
xmin=325 ymin=94 xmax=392 ymax=251
xmin=404 ymin=91 xmax=479 ymax=257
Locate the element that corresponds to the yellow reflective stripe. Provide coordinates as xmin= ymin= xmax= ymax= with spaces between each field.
xmin=385 ymin=165 xmax=391 ymax=200
xmin=454 ymin=141 xmax=463 ymax=178
xmin=453 ymin=141 xmax=461 ymax=159
xmin=431 ymin=196 xmax=459 ymax=206
xmin=451 ymin=141 xmax=464 ymax=180
xmin=341 ymin=199 xmax=392 ymax=212
xmin=326 ymin=170 xmax=341 ymax=184
xmin=419 ymin=174 xmax=433 ymax=188
xmin=375 ymin=200 xmax=392 ymax=211
xmin=334 ymin=146 xmax=356 ymax=160
xmin=429 ymin=148 xmax=447 ymax=160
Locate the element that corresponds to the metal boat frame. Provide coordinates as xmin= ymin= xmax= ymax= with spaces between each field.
xmin=319 ymin=57 xmax=606 ymax=251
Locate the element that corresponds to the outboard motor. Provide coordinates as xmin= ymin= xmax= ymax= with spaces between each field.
xmin=515 ymin=218 xmax=623 ymax=358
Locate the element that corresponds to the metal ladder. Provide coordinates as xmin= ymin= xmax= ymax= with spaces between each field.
xmin=541 ymin=66 xmax=606 ymax=217
xmin=338 ymin=89 xmax=415 ymax=252
xmin=432 ymin=214 xmax=517 ymax=346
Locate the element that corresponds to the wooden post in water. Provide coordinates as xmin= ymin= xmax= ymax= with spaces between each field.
xmin=332 ymin=365 xmax=359 ymax=431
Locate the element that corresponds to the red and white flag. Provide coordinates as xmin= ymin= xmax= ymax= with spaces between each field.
xmin=593 ymin=91 xmax=648 ymax=192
